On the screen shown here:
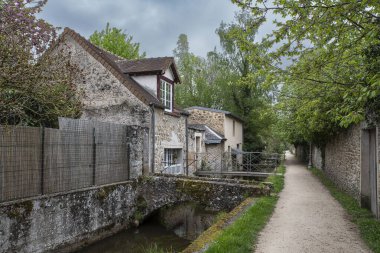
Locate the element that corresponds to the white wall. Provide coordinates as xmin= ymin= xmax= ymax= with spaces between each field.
xmin=224 ymin=116 xmax=243 ymax=152
xmin=131 ymin=67 xmax=175 ymax=98
xmin=163 ymin=67 xmax=174 ymax=81
xmin=131 ymin=75 xmax=157 ymax=96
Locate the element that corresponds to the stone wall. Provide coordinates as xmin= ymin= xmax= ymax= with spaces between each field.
xmin=324 ymin=124 xmax=362 ymax=200
xmin=62 ymin=35 xmax=151 ymax=128
xmin=188 ymin=109 xmax=225 ymax=135
xmin=311 ymin=145 xmax=323 ymax=170
xmin=0 ymin=176 xmax=269 ymax=253
xmin=154 ymin=110 xmax=187 ymax=172
xmin=187 ymin=129 xmax=206 ymax=175
xmin=205 ymin=144 xmax=225 ymax=171
xmin=206 ymin=143 xmax=224 ymax=159
xmin=295 ymin=144 xmax=309 ymax=162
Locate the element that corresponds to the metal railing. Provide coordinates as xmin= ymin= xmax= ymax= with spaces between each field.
xmin=161 ymin=162 xmax=183 ymax=175
xmin=193 ymin=151 xmax=283 ymax=174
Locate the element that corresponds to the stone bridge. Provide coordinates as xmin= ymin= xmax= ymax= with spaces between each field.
xmin=0 ymin=175 xmax=270 ymax=253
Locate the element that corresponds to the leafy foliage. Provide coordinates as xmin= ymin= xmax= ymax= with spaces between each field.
xmin=90 ymin=22 xmax=146 ymax=59
xmin=0 ymin=0 xmax=81 ymax=127
xmin=233 ymin=0 xmax=380 ymax=145
xmin=174 ymin=12 xmax=283 ymax=151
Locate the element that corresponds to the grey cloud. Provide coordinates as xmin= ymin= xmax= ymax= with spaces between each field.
xmin=40 ymin=0 xmax=240 ymax=57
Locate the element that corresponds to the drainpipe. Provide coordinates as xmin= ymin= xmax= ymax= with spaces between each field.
xmin=185 ymin=116 xmax=189 ymax=176
xmin=149 ymin=103 xmax=155 ymax=174
xmin=308 ymin=142 xmax=312 ymax=169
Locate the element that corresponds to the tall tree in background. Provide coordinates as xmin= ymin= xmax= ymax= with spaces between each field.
xmin=174 ymin=34 xmax=209 ymax=107
xmin=90 ymin=23 xmax=146 ymax=59
xmin=233 ymin=0 xmax=380 ymax=146
xmin=216 ymin=11 xmax=276 ymax=151
xmin=0 ymin=0 xmax=81 ymax=127
xmin=173 ymin=35 xmax=235 ymax=109
xmin=174 ymin=11 xmax=279 ymax=151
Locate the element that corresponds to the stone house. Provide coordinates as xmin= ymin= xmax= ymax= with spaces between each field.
xmin=186 ymin=106 xmax=244 ymax=155
xmin=54 ymin=28 xmax=189 ymax=175
xmin=307 ymin=123 xmax=379 ymax=218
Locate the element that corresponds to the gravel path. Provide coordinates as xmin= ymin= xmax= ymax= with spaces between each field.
xmin=254 ymin=152 xmax=372 ymax=253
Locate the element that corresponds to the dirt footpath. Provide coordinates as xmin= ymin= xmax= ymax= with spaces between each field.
xmin=254 ymin=153 xmax=371 ymax=253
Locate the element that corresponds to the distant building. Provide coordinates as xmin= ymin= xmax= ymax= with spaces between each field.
xmin=186 ymin=106 xmax=244 ymax=154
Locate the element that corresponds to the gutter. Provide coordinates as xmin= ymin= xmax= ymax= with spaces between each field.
xmin=149 ymin=103 xmax=156 ymax=173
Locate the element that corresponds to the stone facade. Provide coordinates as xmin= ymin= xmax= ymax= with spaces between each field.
xmin=206 ymin=143 xmax=224 ymax=158
xmin=154 ymin=110 xmax=187 ymax=173
xmin=62 ymin=35 xmax=151 ymax=128
xmin=60 ymin=32 xmax=189 ymax=175
xmin=308 ymin=123 xmax=380 ymax=218
xmin=188 ymin=109 xmax=225 ymax=135
xmin=324 ymin=124 xmax=362 ymax=200
xmin=0 ymin=176 xmax=269 ymax=253
xmin=187 ymin=128 xmax=206 ymax=175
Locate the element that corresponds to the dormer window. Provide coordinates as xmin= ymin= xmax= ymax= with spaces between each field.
xmin=160 ymin=80 xmax=172 ymax=112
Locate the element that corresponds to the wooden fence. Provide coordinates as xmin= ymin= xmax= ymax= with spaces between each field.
xmin=0 ymin=119 xmax=141 ymax=202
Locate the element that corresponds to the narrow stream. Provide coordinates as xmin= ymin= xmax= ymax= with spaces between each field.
xmin=75 ymin=202 xmax=217 ymax=253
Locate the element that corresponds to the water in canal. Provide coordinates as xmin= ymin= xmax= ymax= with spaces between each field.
xmin=75 ymin=202 xmax=216 ymax=253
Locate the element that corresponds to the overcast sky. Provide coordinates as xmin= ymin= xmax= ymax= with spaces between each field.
xmin=39 ymin=0 xmax=244 ymax=58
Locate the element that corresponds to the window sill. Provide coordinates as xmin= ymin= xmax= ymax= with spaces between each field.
xmin=164 ymin=111 xmax=181 ymax=118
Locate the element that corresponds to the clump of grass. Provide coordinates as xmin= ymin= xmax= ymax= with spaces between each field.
xmin=183 ymin=198 xmax=256 ymax=253
xmin=215 ymin=211 xmax=228 ymax=221
xmin=311 ymin=168 xmax=380 ymax=253
xmin=204 ymin=165 xmax=286 ymax=253
xmin=141 ymin=243 xmax=174 ymax=253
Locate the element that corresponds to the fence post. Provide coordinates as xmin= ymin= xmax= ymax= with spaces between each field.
xmin=40 ymin=126 xmax=45 ymax=195
xmin=127 ymin=143 xmax=131 ymax=180
xmin=220 ymin=151 xmax=223 ymax=176
xmin=92 ymin=127 xmax=96 ymax=185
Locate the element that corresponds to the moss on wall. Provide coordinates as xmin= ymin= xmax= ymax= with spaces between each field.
xmin=7 ymin=200 xmax=33 ymax=220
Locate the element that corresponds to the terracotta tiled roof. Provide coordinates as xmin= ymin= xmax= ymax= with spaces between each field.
xmin=60 ymin=28 xmax=164 ymax=108
xmin=117 ymin=57 xmax=180 ymax=83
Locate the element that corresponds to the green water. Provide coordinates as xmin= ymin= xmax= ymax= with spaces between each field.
xmin=75 ymin=203 xmax=216 ymax=253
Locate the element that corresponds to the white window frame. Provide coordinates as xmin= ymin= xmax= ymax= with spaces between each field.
xmin=163 ymin=148 xmax=183 ymax=174
xmin=160 ymin=80 xmax=173 ymax=112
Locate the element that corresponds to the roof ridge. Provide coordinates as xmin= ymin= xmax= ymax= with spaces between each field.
xmin=92 ymin=44 xmax=126 ymax=61
xmin=61 ymin=27 xmax=164 ymax=108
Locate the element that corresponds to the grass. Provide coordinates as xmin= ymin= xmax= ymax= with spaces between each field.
xmin=203 ymin=165 xmax=286 ymax=253
xmin=311 ymin=168 xmax=380 ymax=253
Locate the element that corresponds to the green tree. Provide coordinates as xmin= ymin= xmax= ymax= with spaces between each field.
xmin=173 ymin=11 xmax=279 ymax=151
xmin=173 ymin=34 xmax=215 ymax=107
xmin=90 ymin=23 xmax=145 ymax=59
xmin=233 ymin=0 xmax=380 ymax=145
xmin=215 ymin=11 xmax=276 ymax=151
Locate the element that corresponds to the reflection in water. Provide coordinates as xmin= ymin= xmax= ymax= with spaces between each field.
xmin=160 ymin=203 xmax=215 ymax=241
xmin=75 ymin=202 xmax=216 ymax=253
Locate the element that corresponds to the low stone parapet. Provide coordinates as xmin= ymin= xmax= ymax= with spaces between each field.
xmin=0 ymin=176 xmax=269 ymax=253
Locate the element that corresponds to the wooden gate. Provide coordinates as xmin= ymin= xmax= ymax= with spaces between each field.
xmin=361 ymin=128 xmax=378 ymax=218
